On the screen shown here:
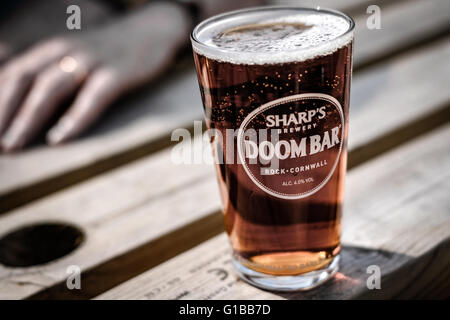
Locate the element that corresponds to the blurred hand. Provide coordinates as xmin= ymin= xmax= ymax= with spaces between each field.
xmin=0 ymin=2 xmax=190 ymax=151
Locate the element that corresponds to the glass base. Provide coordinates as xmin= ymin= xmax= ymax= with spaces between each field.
xmin=232 ymin=254 xmax=339 ymax=292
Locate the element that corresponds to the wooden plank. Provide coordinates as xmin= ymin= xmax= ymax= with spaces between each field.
xmin=273 ymin=0 xmax=407 ymax=16
xmin=273 ymin=0 xmax=379 ymax=15
xmin=1 ymin=0 xmax=449 ymax=213
xmin=353 ymin=0 xmax=450 ymax=68
xmin=1 ymin=39 xmax=449 ymax=299
xmin=349 ymin=37 xmax=450 ymax=159
xmin=0 ymin=65 xmax=201 ymax=212
xmin=97 ymin=125 xmax=450 ymax=300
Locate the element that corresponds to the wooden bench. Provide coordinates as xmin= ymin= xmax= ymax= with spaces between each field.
xmin=98 ymin=125 xmax=450 ymax=300
xmin=0 ymin=0 xmax=449 ymax=299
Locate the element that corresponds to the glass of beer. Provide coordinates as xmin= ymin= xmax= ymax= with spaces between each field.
xmin=191 ymin=7 xmax=354 ymax=291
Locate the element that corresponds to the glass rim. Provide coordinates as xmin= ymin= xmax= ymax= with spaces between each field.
xmin=191 ymin=6 xmax=355 ymax=62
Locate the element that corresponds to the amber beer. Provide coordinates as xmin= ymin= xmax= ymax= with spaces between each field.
xmin=191 ymin=7 xmax=354 ymax=291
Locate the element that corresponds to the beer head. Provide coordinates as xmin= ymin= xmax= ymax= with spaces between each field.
xmin=191 ymin=7 xmax=354 ymax=65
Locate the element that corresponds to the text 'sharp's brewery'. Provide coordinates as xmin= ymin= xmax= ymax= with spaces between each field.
xmin=191 ymin=7 xmax=354 ymax=291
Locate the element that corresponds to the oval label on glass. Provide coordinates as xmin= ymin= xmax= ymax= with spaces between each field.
xmin=237 ymin=93 xmax=344 ymax=200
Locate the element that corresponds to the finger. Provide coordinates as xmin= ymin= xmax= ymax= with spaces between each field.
xmin=1 ymin=61 xmax=87 ymax=151
xmin=1 ymin=37 xmax=73 ymax=76
xmin=47 ymin=69 xmax=120 ymax=145
xmin=0 ymin=42 xmax=12 ymax=65
xmin=0 ymin=72 xmax=32 ymax=134
xmin=0 ymin=38 xmax=73 ymax=135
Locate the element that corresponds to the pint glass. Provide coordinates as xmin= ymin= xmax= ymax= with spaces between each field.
xmin=191 ymin=7 xmax=354 ymax=291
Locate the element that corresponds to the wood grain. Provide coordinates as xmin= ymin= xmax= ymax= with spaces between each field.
xmin=353 ymin=0 xmax=450 ymax=69
xmin=97 ymin=125 xmax=450 ymax=300
xmin=273 ymin=0 xmax=409 ymax=16
xmin=1 ymin=0 xmax=449 ymax=213
xmin=0 ymin=39 xmax=448 ymax=299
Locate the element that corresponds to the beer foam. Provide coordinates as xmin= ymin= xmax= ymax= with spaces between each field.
xmin=192 ymin=8 xmax=354 ymax=64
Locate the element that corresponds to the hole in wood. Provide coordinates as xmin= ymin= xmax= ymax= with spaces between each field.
xmin=0 ymin=222 xmax=84 ymax=267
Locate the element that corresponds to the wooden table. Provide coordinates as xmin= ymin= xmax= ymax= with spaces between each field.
xmin=0 ymin=0 xmax=449 ymax=300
